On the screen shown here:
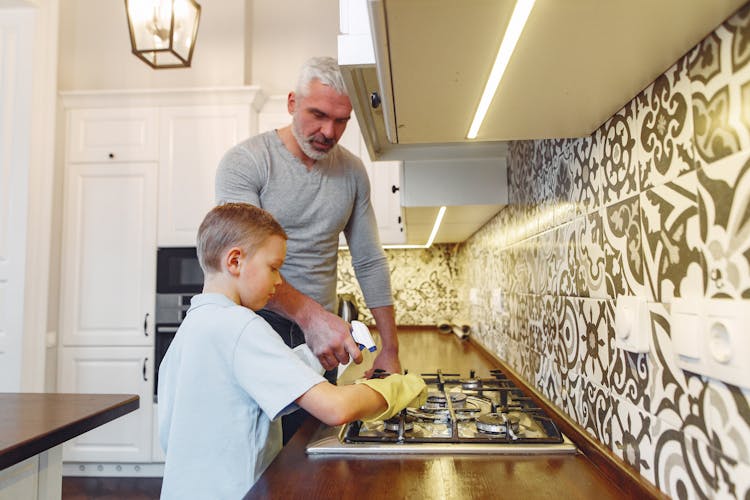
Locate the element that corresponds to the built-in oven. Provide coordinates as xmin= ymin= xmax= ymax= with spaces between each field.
xmin=154 ymin=247 xmax=204 ymax=400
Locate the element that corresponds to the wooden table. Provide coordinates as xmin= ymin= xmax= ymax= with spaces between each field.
xmin=0 ymin=393 xmax=138 ymax=499
xmin=244 ymin=329 xmax=635 ymax=499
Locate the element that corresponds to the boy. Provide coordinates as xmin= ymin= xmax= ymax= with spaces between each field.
xmin=158 ymin=203 xmax=426 ymax=499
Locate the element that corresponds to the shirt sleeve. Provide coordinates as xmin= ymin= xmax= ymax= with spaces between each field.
xmin=231 ymin=316 xmax=326 ymax=420
xmin=215 ymin=140 xmax=266 ymax=206
xmin=344 ymin=161 xmax=394 ymax=309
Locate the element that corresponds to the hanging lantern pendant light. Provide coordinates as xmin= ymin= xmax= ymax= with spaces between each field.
xmin=125 ymin=0 xmax=202 ymax=69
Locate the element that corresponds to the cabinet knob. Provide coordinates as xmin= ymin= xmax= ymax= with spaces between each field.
xmin=391 ymin=185 xmax=400 ymax=194
xmin=108 ymin=153 xmax=115 ymax=159
xmin=370 ymin=92 xmax=381 ymax=109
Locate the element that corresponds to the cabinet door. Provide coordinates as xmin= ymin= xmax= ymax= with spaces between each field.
xmin=68 ymin=108 xmax=159 ymax=163
xmin=362 ymin=150 xmax=405 ymax=245
xmin=158 ymin=105 xmax=250 ymax=247
xmin=59 ymin=346 xmax=153 ymax=462
xmin=59 ymin=163 xmax=157 ymax=346
xmin=341 ymin=119 xmax=405 ymax=245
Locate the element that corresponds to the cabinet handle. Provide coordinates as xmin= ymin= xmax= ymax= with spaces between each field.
xmin=370 ymin=92 xmax=381 ymax=109
xmin=391 ymin=185 xmax=400 ymax=194
xmin=143 ymin=313 xmax=150 ymax=336
xmin=142 ymin=358 xmax=148 ymax=381
xmin=397 ymin=216 xmax=402 ymax=223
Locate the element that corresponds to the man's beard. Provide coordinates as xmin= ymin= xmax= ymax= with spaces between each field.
xmin=291 ymin=114 xmax=335 ymax=161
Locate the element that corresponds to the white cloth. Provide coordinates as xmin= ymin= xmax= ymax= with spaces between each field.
xmin=158 ymin=293 xmax=326 ymax=499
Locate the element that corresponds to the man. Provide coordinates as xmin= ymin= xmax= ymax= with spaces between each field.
xmin=215 ymin=56 xmax=401 ymax=441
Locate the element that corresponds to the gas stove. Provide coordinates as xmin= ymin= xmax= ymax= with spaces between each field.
xmin=306 ymin=369 xmax=577 ymax=455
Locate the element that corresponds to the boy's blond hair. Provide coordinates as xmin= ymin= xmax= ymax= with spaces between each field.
xmin=197 ymin=203 xmax=287 ymax=274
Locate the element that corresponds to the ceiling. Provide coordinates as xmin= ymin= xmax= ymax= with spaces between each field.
xmin=382 ymin=0 xmax=747 ymax=143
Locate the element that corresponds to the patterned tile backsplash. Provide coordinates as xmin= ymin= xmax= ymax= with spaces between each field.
xmin=337 ymin=4 xmax=750 ymax=498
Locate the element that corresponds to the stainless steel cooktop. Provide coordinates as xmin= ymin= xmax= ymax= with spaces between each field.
xmin=306 ymin=369 xmax=578 ymax=455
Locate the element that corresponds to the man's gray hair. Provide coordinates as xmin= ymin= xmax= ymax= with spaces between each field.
xmin=295 ymin=56 xmax=348 ymax=97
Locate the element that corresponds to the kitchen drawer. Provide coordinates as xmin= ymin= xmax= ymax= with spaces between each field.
xmin=68 ymin=108 xmax=159 ymax=163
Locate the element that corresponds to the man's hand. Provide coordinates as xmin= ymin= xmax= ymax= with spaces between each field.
xmin=265 ymin=279 xmax=364 ymax=371
xmin=365 ymin=346 xmax=402 ymax=378
xmin=365 ymin=305 xmax=401 ymax=377
xmin=302 ymin=310 xmax=363 ymax=371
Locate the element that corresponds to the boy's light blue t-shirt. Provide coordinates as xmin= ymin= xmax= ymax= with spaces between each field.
xmin=158 ymin=293 xmax=326 ymax=499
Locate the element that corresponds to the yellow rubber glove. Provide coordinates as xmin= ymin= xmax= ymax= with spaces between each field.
xmin=356 ymin=373 xmax=427 ymax=422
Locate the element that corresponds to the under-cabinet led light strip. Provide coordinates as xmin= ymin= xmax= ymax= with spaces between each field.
xmin=383 ymin=206 xmax=446 ymax=249
xmin=467 ymin=0 xmax=535 ymax=139
xmin=339 ymin=206 xmax=447 ymax=250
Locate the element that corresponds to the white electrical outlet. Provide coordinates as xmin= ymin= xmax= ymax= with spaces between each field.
xmin=491 ymin=288 xmax=504 ymax=312
xmin=671 ymin=298 xmax=750 ymax=389
xmin=469 ymin=288 xmax=480 ymax=306
xmin=614 ymin=295 xmax=649 ymax=353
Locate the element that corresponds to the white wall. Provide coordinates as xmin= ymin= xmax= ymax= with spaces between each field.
xmin=57 ymin=0 xmax=339 ymax=92
xmin=249 ymin=0 xmax=339 ymax=94
xmin=57 ymin=0 xmax=246 ymax=89
xmin=0 ymin=0 xmax=59 ymax=392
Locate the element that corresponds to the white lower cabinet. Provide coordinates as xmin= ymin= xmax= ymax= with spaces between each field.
xmin=58 ymin=347 xmax=153 ymax=463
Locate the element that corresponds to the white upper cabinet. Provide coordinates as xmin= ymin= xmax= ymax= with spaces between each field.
xmin=67 ymin=108 xmax=159 ymax=163
xmin=360 ymin=145 xmax=403 ymax=244
xmin=61 ymin=88 xmax=263 ymax=249
xmin=157 ymin=105 xmax=250 ymax=247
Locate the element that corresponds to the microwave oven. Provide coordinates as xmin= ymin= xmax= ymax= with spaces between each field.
xmin=157 ymin=247 xmax=204 ymax=294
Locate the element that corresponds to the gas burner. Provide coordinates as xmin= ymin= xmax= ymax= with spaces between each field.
xmin=383 ymin=415 xmax=416 ymax=432
xmin=424 ymin=391 xmax=467 ymax=409
xmin=453 ymin=409 xmax=481 ymax=422
xmin=461 ymin=378 xmax=483 ymax=390
xmin=409 ymin=408 xmax=449 ymax=423
xmin=408 ymin=406 xmax=481 ymax=423
xmin=475 ymin=413 xmax=521 ymax=436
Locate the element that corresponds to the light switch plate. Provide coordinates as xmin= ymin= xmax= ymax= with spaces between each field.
xmin=614 ymin=295 xmax=649 ymax=353
xmin=671 ymin=299 xmax=702 ymax=360
xmin=671 ymin=298 xmax=750 ymax=389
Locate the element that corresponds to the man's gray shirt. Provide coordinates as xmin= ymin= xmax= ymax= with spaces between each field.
xmin=215 ymin=130 xmax=393 ymax=312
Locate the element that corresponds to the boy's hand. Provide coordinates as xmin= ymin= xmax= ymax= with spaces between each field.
xmin=356 ymin=374 xmax=427 ymax=422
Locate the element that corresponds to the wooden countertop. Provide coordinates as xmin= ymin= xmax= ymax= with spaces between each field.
xmin=244 ymin=328 xmax=642 ymax=499
xmin=0 ymin=393 xmax=139 ymax=470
